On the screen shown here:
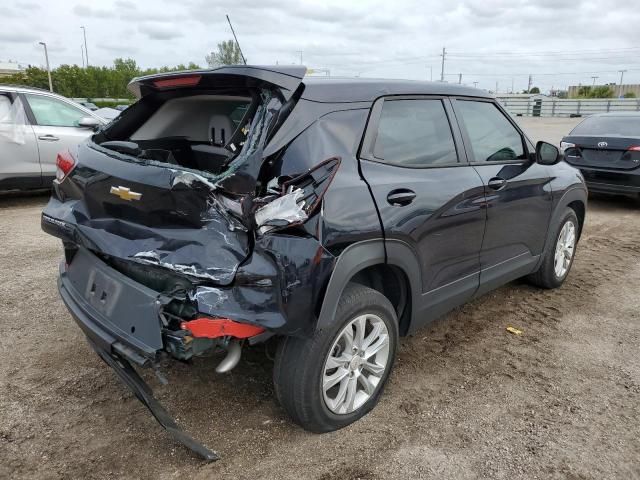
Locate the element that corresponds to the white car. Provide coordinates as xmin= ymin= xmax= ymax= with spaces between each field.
xmin=0 ymin=85 xmax=107 ymax=191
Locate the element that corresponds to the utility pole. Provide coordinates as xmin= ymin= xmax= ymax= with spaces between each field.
xmin=38 ymin=41 xmax=53 ymax=92
xmin=511 ymin=77 xmax=514 ymax=94
xmin=495 ymin=81 xmax=498 ymax=94
xmin=591 ymin=76 xmax=598 ymax=86
xmin=527 ymin=74 xmax=532 ymax=93
xmin=473 ymin=81 xmax=478 ymax=89
xmin=80 ymin=44 xmax=85 ymax=68
xmin=80 ymin=26 xmax=89 ymax=66
xmin=440 ymin=47 xmax=446 ymax=82
xmin=428 ymin=65 xmax=433 ymax=82
xmin=458 ymin=73 xmax=462 ymax=84
xmin=618 ymin=69 xmax=627 ymax=85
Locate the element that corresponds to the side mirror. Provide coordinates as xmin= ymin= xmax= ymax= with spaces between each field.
xmin=78 ymin=116 xmax=101 ymax=130
xmin=536 ymin=141 xmax=561 ymax=165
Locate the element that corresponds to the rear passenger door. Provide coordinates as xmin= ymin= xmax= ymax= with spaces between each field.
xmin=359 ymin=96 xmax=486 ymax=328
xmin=450 ymin=98 xmax=552 ymax=295
xmin=0 ymin=91 xmax=41 ymax=189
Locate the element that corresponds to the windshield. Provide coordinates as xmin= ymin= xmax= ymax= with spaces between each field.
xmin=571 ymin=116 xmax=640 ymax=137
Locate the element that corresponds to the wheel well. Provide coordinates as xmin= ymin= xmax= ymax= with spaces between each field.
xmin=567 ymin=200 xmax=585 ymax=238
xmin=350 ymin=264 xmax=412 ymax=336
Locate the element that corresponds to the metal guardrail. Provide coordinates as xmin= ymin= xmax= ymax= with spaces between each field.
xmin=497 ymin=97 xmax=640 ymax=117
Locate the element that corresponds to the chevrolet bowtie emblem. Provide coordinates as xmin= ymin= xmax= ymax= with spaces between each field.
xmin=109 ymin=186 xmax=142 ymax=201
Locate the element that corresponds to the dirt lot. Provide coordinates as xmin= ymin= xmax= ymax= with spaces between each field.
xmin=1 ymin=118 xmax=639 ymax=479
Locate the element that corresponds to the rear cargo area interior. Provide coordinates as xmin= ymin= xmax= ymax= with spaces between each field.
xmin=101 ymin=94 xmax=252 ymax=175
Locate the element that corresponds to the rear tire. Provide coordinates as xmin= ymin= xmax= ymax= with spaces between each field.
xmin=527 ymin=208 xmax=579 ymax=289
xmin=273 ymin=283 xmax=399 ymax=433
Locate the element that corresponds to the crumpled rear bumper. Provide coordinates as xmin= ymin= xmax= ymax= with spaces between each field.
xmin=87 ymin=339 xmax=219 ymax=461
xmin=57 ymin=249 xmax=165 ymax=365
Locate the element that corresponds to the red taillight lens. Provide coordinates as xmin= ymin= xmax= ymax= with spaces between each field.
xmin=627 ymin=146 xmax=640 ymax=152
xmin=152 ymin=75 xmax=201 ymax=89
xmin=55 ymin=150 xmax=76 ymax=182
xmin=180 ymin=317 xmax=265 ymax=339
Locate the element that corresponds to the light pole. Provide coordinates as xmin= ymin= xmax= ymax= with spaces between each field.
xmin=81 ymin=26 xmax=89 ymax=66
xmin=591 ymin=76 xmax=598 ymax=86
xmin=38 ymin=41 xmax=53 ymax=92
xmin=80 ymin=44 xmax=85 ymax=68
xmin=618 ymin=69 xmax=627 ymax=85
xmin=473 ymin=81 xmax=478 ymax=89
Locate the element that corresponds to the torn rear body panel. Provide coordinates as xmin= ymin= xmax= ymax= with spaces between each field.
xmin=43 ymin=67 xmax=376 ymax=352
xmin=41 ymin=66 xmax=382 ymax=459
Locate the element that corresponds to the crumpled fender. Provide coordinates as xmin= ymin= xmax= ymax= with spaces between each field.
xmin=192 ymin=233 xmax=336 ymax=336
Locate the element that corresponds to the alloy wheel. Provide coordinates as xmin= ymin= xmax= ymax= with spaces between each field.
xmin=322 ymin=314 xmax=390 ymax=415
xmin=554 ymin=220 xmax=576 ymax=278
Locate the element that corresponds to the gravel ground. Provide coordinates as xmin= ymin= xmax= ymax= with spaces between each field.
xmin=1 ymin=118 xmax=639 ymax=479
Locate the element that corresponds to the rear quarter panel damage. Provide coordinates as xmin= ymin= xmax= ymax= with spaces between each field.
xmin=194 ymin=234 xmax=336 ymax=336
xmin=274 ymin=107 xmax=383 ymax=255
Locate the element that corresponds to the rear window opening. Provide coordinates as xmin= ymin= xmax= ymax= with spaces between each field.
xmin=94 ymin=88 xmax=280 ymax=178
xmin=571 ymin=116 xmax=640 ymax=137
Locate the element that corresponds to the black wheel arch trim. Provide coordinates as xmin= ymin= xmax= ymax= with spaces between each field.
xmin=316 ymin=239 xmax=422 ymax=332
xmin=537 ymin=185 xmax=587 ymax=269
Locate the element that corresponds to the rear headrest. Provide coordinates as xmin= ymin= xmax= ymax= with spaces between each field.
xmin=208 ymin=114 xmax=235 ymax=146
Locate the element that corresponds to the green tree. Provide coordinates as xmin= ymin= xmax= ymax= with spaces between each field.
xmin=590 ymin=86 xmax=614 ymax=98
xmin=529 ymin=86 xmax=540 ymax=94
xmin=1 ymin=59 xmax=202 ymax=99
xmin=205 ymin=40 xmax=244 ymax=67
xmin=623 ymin=92 xmax=636 ymax=98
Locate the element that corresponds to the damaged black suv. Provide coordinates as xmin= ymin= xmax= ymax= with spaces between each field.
xmin=42 ymin=66 xmax=587 ymax=460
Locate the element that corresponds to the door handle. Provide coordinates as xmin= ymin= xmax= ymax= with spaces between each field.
xmin=38 ymin=134 xmax=59 ymax=141
xmin=387 ymin=189 xmax=416 ymax=206
xmin=487 ymin=177 xmax=507 ymax=190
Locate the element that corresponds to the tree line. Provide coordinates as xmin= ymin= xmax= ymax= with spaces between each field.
xmin=2 ymin=40 xmax=246 ymax=100
xmin=2 ymin=58 xmax=202 ymax=99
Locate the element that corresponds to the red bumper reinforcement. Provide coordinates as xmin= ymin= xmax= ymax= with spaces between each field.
xmin=180 ymin=318 xmax=266 ymax=339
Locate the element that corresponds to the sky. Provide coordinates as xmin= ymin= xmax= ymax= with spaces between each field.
xmin=2 ymin=0 xmax=640 ymax=93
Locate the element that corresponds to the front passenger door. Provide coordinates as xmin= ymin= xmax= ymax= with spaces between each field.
xmin=451 ymin=99 xmax=552 ymax=295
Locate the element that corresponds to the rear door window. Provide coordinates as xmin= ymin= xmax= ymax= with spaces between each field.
xmin=373 ymin=99 xmax=458 ymax=167
xmin=455 ymin=100 xmax=526 ymax=162
xmin=24 ymin=93 xmax=87 ymax=127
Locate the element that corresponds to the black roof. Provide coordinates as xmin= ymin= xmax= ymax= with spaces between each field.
xmin=301 ymin=77 xmax=492 ymax=103
xmin=128 ymin=65 xmax=492 ymax=103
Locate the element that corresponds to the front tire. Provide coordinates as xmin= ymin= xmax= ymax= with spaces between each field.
xmin=528 ymin=208 xmax=579 ymax=289
xmin=273 ymin=284 xmax=399 ymax=433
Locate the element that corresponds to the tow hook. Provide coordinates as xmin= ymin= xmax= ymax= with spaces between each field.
xmin=215 ymin=340 xmax=242 ymax=373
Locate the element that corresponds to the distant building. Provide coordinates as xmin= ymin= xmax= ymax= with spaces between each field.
xmin=0 ymin=61 xmax=27 ymax=77
xmin=568 ymin=84 xmax=640 ymax=98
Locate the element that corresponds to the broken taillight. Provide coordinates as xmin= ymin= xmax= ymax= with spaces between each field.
xmin=180 ymin=317 xmax=265 ymax=339
xmin=55 ymin=149 xmax=76 ymax=182
xmin=254 ymin=157 xmax=341 ymax=233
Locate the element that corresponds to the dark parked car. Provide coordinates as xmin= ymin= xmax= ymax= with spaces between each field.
xmin=561 ymin=112 xmax=640 ymax=197
xmin=41 ymin=66 xmax=587 ymax=460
